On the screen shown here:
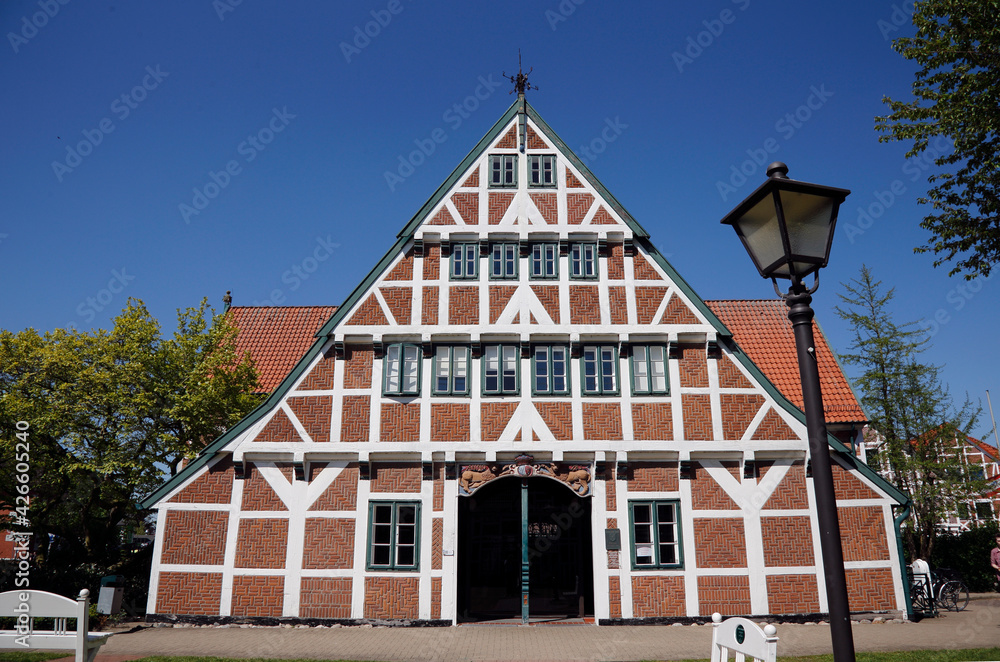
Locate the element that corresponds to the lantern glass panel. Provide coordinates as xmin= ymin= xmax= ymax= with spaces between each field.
xmin=736 ymin=193 xmax=785 ymax=276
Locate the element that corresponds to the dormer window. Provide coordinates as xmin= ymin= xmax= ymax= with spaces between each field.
xmin=489 ymin=155 xmax=517 ymax=188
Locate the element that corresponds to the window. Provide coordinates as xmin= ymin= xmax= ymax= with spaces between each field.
xmin=582 ymin=345 xmax=618 ymax=394
xmin=384 ymin=343 xmax=420 ymax=395
xmin=483 ymin=344 xmax=519 ymax=395
xmin=629 ymin=500 xmax=683 ymax=569
xmin=570 ymin=242 xmax=598 ymax=279
xmin=631 ymin=345 xmax=668 ymax=395
xmin=530 ymin=243 xmax=558 ymax=279
xmin=451 ymin=243 xmax=478 ymax=280
xmin=489 ymin=154 xmax=517 ymax=188
xmin=490 ymin=243 xmax=519 ymax=280
xmin=533 ymin=345 xmax=569 ymax=395
xmin=368 ymin=501 xmax=420 ymax=570
xmin=975 ymin=501 xmax=994 ymax=520
xmin=433 ymin=346 xmax=469 ymax=395
xmin=528 ymin=154 xmax=556 ymax=187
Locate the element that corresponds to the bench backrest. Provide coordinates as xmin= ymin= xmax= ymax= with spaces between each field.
xmin=710 ymin=613 xmax=778 ymax=662
xmin=0 ymin=590 xmax=79 ymax=618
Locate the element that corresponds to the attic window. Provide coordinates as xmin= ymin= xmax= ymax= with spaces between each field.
xmin=528 ymin=154 xmax=556 ymax=188
xmin=489 ymin=155 xmax=517 ymax=188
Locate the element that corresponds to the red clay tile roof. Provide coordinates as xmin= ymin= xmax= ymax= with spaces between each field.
xmin=706 ymin=300 xmax=866 ymax=424
xmin=228 ymin=306 xmax=336 ymax=392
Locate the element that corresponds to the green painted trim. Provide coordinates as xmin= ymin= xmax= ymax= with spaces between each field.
xmin=527 ymin=154 xmax=557 ymax=188
xmin=717 ymin=336 xmax=909 ymax=505
xmin=449 ymin=243 xmax=479 ymax=280
xmin=382 ymin=343 xmax=422 ymax=396
xmin=481 ymin=343 xmax=520 ymax=396
xmin=488 ymin=154 xmax=518 ymax=188
xmin=630 ymin=344 xmax=670 ymax=396
xmin=529 ymin=242 xmax=559 ymax=280
xmin=397 ymin=100 xmax=521 ymax=238
xmin=522 ymin=102 xmax=650 ymax=239
xmin=366 ymin=500 xmax=422 ymax=571
xmin=580 ymin=344 xmax=620 ymax=396
xmin=894 ymin=502 xmax=915 ymax=618
xmin=488 ymin=242 xmax=519 ymax=280
xmin=531 ymin=344 xmax=571 ymax=396
xmin=628 ymin=499 xmax=684 ymax=570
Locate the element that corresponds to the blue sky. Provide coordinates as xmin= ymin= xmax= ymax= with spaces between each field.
xmin=2 ymin=1 xmax=997 ymax=444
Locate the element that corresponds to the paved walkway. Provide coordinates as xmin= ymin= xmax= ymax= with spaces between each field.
xmin=36 ymin=595 xmax=1000 ymax=661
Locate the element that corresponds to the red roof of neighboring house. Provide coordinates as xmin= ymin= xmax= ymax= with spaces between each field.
xmin=229 ymin=306 xmax=336 ymax=392
xmin=705 ymin=300 xmax=866 ymax=424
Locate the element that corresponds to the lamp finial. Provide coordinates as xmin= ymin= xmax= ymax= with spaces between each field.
xmin=767 ymin=162 xmax=789 ymax=179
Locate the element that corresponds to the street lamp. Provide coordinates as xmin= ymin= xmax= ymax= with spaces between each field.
xmin=721 ymin=162 xmax=855 ymax=662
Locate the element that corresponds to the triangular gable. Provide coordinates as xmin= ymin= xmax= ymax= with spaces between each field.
xmin=140 ymin=99 xmax=909 ymax=510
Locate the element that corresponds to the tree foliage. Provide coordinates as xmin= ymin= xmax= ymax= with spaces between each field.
xmin=876 ymin=0 xmax=1000 ymax=279
xmin=836 ymin=266 xmax=981 ymax=559
xmin=0 ymin=298 xmax=260 ymax=584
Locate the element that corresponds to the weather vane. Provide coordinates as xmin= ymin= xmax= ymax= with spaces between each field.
xmin=503 ymin=50 xmax=537 ymax=97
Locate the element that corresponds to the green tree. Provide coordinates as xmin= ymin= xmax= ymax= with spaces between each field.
xmin=0 ymin=298 xmax=260 ymax=583
xmin=836 ymin=266 xmax=981 ymax=560
xmin=875 ymin=0 xmax=1000 ymax=279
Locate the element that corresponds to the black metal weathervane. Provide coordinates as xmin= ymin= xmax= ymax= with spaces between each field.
xmin=503 ymin=50 xmax=537 ymax=97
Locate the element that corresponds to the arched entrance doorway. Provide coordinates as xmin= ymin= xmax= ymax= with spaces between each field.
xmin=457 ymin=475 xmax=593 ymax=622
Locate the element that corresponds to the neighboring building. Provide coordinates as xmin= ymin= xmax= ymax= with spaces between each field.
xmin=140 ymin=96 xmax=910 ymax=623
xmin=863 ymin=428 xmax=1000 ymax=533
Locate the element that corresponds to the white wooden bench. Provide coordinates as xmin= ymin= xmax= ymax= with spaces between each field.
xmin=0 ymin=589 xmax=110 ymax=662
xmin=710 ymin=612 xmax=778 ymax=662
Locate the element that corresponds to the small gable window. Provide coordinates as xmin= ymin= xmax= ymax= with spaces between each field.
xmin=483 ymin=344 xmax=519 ymax=395
xmin=490 ymin=154 xmax=517 ymax=188
xmin=533 ymin=345 xmax=569 ymax=395
xmin=530 ymin=243 xmax=558 ymax=279
xmin=582 ymin=344 xmax=618 ymax=395
xmin=570 ymin=242 xmax=598 ymax=279
xmin=490 ymin=242 xmax=519 ymax=280
xmin=528 ymin=154 xmax=556 ymax=187
xmin=631 ymin=345 xmax=668 ymax=395
xmin=433 ymin=346 xmax=469 ymax=395
xmin=451 ymin=242 xmax=479 ymax=280
xmin=384 ymin=343 xmax=421 ymax=396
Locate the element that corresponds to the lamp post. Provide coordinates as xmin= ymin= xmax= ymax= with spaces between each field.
xmin=721 ymin=162 xmax=855 ymax=662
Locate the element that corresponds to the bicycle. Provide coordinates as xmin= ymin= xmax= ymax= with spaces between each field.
xmin=933 ymin=567 xmax=970 ymax=612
